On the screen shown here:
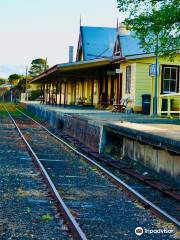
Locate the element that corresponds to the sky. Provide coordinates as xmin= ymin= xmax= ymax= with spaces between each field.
xmin=0 ymin=0 xmax=127 ymax=78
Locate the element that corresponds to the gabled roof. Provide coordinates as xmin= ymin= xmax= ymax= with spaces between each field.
xmin=119 ymin=34 xmax=146 ymax=57
xmin=77 ymin=26 xmax=117 ymax=61
xmin=114 ymin=31 xmax=146 ymax=57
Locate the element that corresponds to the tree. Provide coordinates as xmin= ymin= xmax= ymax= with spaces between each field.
xmin=117 ymin=0 xmax=180 ymax=115
xmin=0 ymin=78 xmax=6 ymax=85
xmin=28 ymin=58 xmax=49 ymax=77
xmin=117 ymin=0 xmax=180 ymax=58
xmin=15 ymin=78 xmax=26 ymax=92
xmin=8 ymin=74 xmax=23 ymax=85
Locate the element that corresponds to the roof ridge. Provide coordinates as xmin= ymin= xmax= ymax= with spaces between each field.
xmin=81 ymin=26 xmax=116 ymax=29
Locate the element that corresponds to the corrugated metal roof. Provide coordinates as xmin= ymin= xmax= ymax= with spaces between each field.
xmin=81 ymin=26 xmax=117 ymax=60
xmin=30 ymin=58 xmax=113 ymax=83
xmin=119 ymin=33 xmax=146 ymax=57
xmin=57 ymin=58 xmax=111 ymax=68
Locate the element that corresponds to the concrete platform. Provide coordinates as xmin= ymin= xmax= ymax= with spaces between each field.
xmin=25 ymin=102 xmax=180 ymax=182
xmin=26 ymin=102 xmax=180 ymax=151
xmin=105 ymin=122 xmax=180 ymax=153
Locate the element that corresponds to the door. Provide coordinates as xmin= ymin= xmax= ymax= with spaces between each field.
xmin=116 ymin=73 xmax=122 ymax=104
xmin=110 ymin=76 xmax=115 ymax=105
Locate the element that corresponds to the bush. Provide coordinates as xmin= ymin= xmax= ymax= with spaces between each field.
xmin=29 ymin=90 xmax=41 ymax=100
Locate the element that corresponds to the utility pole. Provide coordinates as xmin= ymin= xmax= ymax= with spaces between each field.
xmin=153 ymin=34 xmax=159 ymax=115
xmin=45 ymin=58 xmax=47 ymax=71
xmin=25 ymin=65 xmax=28 ymax=101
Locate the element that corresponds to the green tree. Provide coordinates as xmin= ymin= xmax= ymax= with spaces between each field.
xmin=28 ymin=58 xmax=49 ymax=77
xmin=8 ymin=74 xmax=23 ymax=85
xmin=0 ymin=78 xmax=6 ymax=85
xmin=117 ymin=0 xmax=180 ymax=58
xmin=15 ymin=78 xmax=26 ymax=92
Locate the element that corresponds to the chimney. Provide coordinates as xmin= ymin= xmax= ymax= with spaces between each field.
xmin=118 ymin=23 xmax=130 ymax=36
xmin=69 ymin=46 xmax=74 ymax=63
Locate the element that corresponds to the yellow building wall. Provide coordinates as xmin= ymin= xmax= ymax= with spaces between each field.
xmin=61 ymin=83 xmax=65 ymax=104
xmin=75 ymin=82 xmax=79 ymax=101
xmin=121 ymin=63 xmax=136 ymax=109
xmin=122 ymin=55 xmax=180 ymax=112
xmin=86 ymin=80 xmax=92 ymax=103
xmin=108 ymin=76 xmax=111 ymax=102
xmin=93 ymin=80 xmax=99 ymax=104
xmin=67 ymin=81 xmax=73 ymax=104
xmin=172 ymin=97 xmax=180 ymax=111
xmin=84 ymin=80 xmax=87 ymax=102
xmin=135 ymin=63 xmax=152 ymax=111
xmin=79 ymin=79 xmax=93 ymax=103
xmin=79 ymin=78 xmax=100 ymax=105
xmin=30 ymin=83 xmax=40 ymax=91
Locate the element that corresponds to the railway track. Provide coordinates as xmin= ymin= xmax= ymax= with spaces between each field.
xmin=2 ymin=105 xmax=86 ymax=240
xmin=0 ymin=106 xmax=75 ymax=240
xmin=56 ymin=130 xmax=180 ymax=221
xmin=3 ymin=105 xmax=180 ymax=239
xmin=34 ymin=112 xmax=180 ymax=223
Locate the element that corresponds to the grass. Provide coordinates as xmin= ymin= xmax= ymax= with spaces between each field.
xmin=0 ymin=103 xmax=42 ymax=121
xmin=41 ymin=214 xmax=53 ymax=221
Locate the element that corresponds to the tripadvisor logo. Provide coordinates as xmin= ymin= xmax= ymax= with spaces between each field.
xmin=135 ymin=226 xmax=174 ymax=236
xmin=135 ymin=227 xmax=144 ymax=236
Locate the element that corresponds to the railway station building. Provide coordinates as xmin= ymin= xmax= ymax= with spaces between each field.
xmin=31 ymin=23 xmax=180 ymax=115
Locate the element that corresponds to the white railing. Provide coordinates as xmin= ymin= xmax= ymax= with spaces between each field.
xmin=158 ymin=93 xmax=180 ymax=116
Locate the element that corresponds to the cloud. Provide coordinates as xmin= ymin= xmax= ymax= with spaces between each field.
xmin=0 ymin=65 xmax=25 ymax=78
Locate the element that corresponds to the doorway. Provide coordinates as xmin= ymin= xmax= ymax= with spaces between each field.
xmin=116 ymin=73 xmax=122 ymax=104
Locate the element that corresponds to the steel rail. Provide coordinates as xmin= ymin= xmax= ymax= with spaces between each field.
xmin=4 ymin=106 xmax=87 ymax=240
xmin=16 ymin=108 xmax=180 ymax=227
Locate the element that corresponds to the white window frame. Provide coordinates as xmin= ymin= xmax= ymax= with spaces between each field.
xmin=126 ymin=65 xmax=131 ymax=94
xmin=163 ymin=66 xmax=178 ymax=94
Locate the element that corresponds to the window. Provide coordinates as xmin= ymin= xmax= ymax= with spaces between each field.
xmin=162 ymin=66 xmax=179 ymax=93
xmin=126 ymin=66 xmax=131 ymax=93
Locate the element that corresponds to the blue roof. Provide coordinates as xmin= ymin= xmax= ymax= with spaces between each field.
xmin=119 ymin=33 xmax=146 ymax=57
xmin=81 ymin=26 xmax=117 ymax=60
